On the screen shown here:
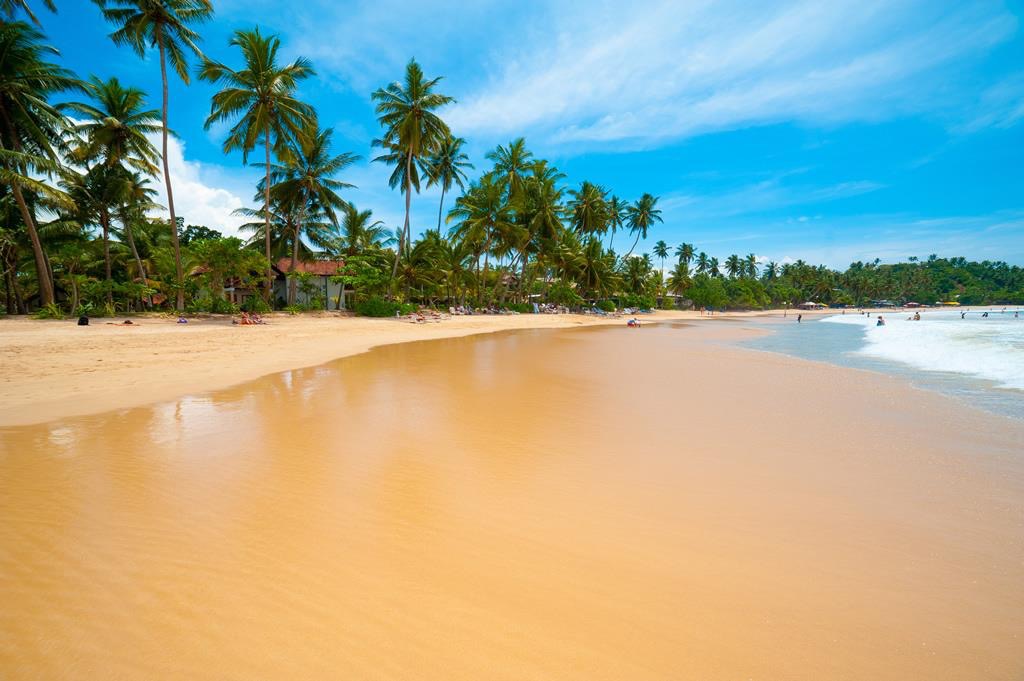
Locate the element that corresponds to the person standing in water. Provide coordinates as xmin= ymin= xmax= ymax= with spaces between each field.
xmin=797 ymin=314 xmax=802 ymax=323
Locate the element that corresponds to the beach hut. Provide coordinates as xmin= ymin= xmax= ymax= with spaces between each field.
xmin=272 ymin=259 xmax=349 ymax=310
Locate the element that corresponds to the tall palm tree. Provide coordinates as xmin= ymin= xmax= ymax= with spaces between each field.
xmin=606 ymin=195 xmax=626 ymax=251
xmin=372 ymin=58 xmax=453 ymax=280
xmin=264 ymin=125 xmax=357 ymax=304
xmin=745 ymin=253 xmax=758 ymax=279
xmin=94 ymin=0 xmax=213 ymax=311
xmin=624 ymin=193 xmax=662 ymax=257
xmin=695 ymin=251 xmax=709 ymax=275
xmin=199 ymin=26 xmax=315 ymax=300
xmin=1 ymin=0 xmax=56 ymax=26
xmin=425 ymin=134 xmax=471 ymax=231
xmin=653 ymin=240 xmax=669 ymax=272
xmin=0 ymin=21 xmax=77 ymax=306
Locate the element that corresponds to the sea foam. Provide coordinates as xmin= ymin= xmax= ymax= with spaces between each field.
xmin=821 ymin=310 xmax=1024 ymax=392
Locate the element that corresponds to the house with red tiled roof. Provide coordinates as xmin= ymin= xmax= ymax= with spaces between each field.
xmin=272 ymin=258 xmax=350 ymax=309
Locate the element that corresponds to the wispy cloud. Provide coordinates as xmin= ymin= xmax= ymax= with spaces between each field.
xmin=444 ymin=0 xmax=1017 ymax=148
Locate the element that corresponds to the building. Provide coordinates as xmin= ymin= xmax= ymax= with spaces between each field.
xmin=272 ymin=258 xmax=350 ymax=310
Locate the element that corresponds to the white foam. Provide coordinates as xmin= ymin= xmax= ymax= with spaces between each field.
xmin=821 ymin=310 xmax=1024 ymax=392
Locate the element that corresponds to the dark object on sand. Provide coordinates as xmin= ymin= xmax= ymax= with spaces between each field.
xmin=77 ymin=316 xmax=89 ymax=326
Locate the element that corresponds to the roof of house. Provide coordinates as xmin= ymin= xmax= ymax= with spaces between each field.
xmin=273 ymin=258 xmax=345 ymax=276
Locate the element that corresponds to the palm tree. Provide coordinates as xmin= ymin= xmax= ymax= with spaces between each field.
xmin=94 ymin=0 xmax=214 ymax=311
xmin=372 ymin=58 xmax=453 ymax=280
xmin=425 ymin=134 xmax=471 ymax=231
xmin=568 ymin=181 xmax=608 ymax=242
xmin=695 ymin=251 xmax=709 ymax=275
xmin=336 ymin=203 xmax=388 ymax=255
xmin=674 ymin=242 xmax=694 ymax=266
xmin=605 ymin=195 xmax=626 ymax=251
xmin=764 ymin=261 xmax=779 ymax=280
xmin=725 ymin=254 xmax=741 ymax=279
xmin=708 ymin=256 xmax=720 ymax=278
xmin=1 ymin=0 xmax=56 ymax=26
xmin=485 ymin=137 xmax=532 ymax=204
xmin=264 ymin=124 xmax=357 ymax=304
xmin=0 ymin=21 xmax=78 ymax=306
xmin=447 ymin=176 xmax=513 ymax=302
xmin=199 ymin=26 xmax=315 ymax=300
xmin=653 ymin=240 xmax=669 ymax=273
xmin=745 ymin=253 xmax=758 ymax=279
xmin=624 ymin=193 xmax=662 ymax=257
xmin=667 ymin=261 xmax=691 ymax=295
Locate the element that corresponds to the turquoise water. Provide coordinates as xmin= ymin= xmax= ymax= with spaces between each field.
xmin=742 ymin=309 xmax=1024 ymax=420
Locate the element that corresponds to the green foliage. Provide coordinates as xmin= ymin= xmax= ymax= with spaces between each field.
xmin=242 ymin=296 xmax=272 ymax=314
xmin=687 ymin=274 xmax=729 ymax=309
xmin=622 ymin=293 xmax=655 ymax=310
xmin=330 ymin=254 xmax=390 ymax=302
xmin=547 ymin=281 xmax=582 ymax=306
xmin=597 ymin=300 xmax=617 ymax=312
xmin=32 ymin=302 xmax=64 ymax=319
xmin=210 ymin=297 xmax=239 ymax=315
xmin=354 ymin=295 xmax=417 ymax=317
xmin=180 ymin=224 xmax=222 ymax=245
xmin=503 ymin=302 xmax=533 ymax=313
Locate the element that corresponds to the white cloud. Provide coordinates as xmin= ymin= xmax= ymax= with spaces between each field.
xmin=145 ymin=134 xmax=254 ymax=236
xmin=444 ymin=0 xmax=1017 ymax=148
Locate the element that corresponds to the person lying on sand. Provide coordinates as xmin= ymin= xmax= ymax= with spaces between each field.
xmin=105 ymin=319 xmax=136 ymax=326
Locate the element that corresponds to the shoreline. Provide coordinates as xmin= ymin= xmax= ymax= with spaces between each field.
xmin=0 ymin=308 xmax=923 ymax=427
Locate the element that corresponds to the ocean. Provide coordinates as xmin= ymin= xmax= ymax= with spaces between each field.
xmin=744 ymin=308 xmax=1024 ymax=419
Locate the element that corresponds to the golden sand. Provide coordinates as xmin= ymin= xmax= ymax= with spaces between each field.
xmin=1 ymin=323 xmax=1022 ymax=679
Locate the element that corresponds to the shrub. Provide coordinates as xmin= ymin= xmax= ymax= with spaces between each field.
xmin=355 ymin=296 xmax=401 ymax=317
xmin=596 ymin=300 xmax=616 ymax=312
xmin=32 ymin=302 xmax=64 ymax=320
xmin=210 ymin=298 xmax=240 ymax=315
xmin=622 ymin=293 xmax=656 ymax=310
xmin=242 ymin=296 xmax=271 ymax=314
xmin=504 ymin=303 xmax=533 ymax=313
xmin=283 ymin=304 xmax=304 ymax=315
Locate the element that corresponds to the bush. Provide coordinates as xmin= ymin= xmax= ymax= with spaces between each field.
xmin=242 ymin=296 xmax=271 ymax=314
xmin=596 ymin=300 xmax=616 ymax=312
xmin=355 ymin=296 xmax=407 ymax=317
xmin=210 ymin=298 xmax=240 ymax=315
xmin=659 ymin=296 xmax=676 ymax=310
xmin=503 ymin=302 xmax=533 ymax=313
xmin=32 ymin=302 xmax=64 ymax=320
xmin=622 ymin=293 xmax=656 ymax=310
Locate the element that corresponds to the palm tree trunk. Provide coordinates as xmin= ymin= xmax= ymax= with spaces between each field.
xmin=288 ymin=221 xmax=299 ymax=306
xmin=436 ymin=186 xmax=446 ymax=232
xmin=119 ymin=206 xmax=151 ymax=308
xmin=0 ymin=107 xmax=54 ymax=307
xmin=99 ymin=208 xmax=112 ymax=304
xmin=157 ymin=31 xmax=185 ymax=312
xmin=625 ymin=232 xmax=641 ymax=258
xmin=264 ymin=130 xmax=274 ymax=303
xmin=392 ymin=149 xmax=413 ymax=285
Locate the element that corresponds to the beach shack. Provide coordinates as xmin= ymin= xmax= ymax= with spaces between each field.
xmin=272 ymin=259 xmax=350 ymax=310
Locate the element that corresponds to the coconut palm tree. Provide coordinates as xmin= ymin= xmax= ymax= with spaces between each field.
xmin=624 ymin=193 xmax=662 ymax=257
xmin=425 ymin=134 xmax=472 ymax=232
xmin=695 ymin=251 xmax=709 ymax=275
xmin=1 ymin=0 xmax=56 ymax=26
xmin=764 ymin=261 xmax=779 ymax=280
xmin=745 ymin=253 xmax=759 ymax=279
xmin=605 ymin=195 xmax=626 ymax=251
xmin=199 ymin=26 xmax=315 ymax=300
xmin=447 ymin=176 xmax=513 ymax=302
xmin=93 ymin=0 xmax=214 ymax=311
xmin=263 ymin=124 xmax=357 ymax=304
xmin=667 ymin=260 xmax=691 ymax=295
xmin=336 ymin=203 xmax=389 ymax=256
xmin=0 ymin=20 xmax=78 ymax=306
xmin=725 ymin=254 xmax=742 ymax=279
xmin=674 ymin=242 xmax=694 ymax=266
xmin=485 ymin=137 xmax=532 ymax=204
xmin=371 ymin=58 xmax=453 ymax=279
xmin=568 ymin=181 xmax=608 ymax=242
xmin=653 ymin=240 xmax=669 ymax=272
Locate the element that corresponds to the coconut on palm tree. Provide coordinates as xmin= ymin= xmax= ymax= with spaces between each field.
xmin=425 ymin=134 xmax=471 ymax=232
xmin=199 ymin=26 xmax=315 ymax=301
xmin=371 ymin=58 xmax=453 ymax=281
xmin=0 ymin=20 xmax=78 ymax=306
xmin=674 ymin=242 xmax=694 ymax=266
xmin=93 ymin=0 xmax=213 ymax=311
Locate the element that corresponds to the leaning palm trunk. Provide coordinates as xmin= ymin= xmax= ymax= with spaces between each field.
xmin=157 ymin=31 xmax=185 ymax=312
xmin=0 ymin=108 xmax=54 ymax=306
xmin=119 ymin=206 xmax=151 ymax=308
xmin=436 ymin=186 xmax=446 ymax=232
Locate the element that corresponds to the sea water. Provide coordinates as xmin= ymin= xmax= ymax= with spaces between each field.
xmin=745 ymin=308 xmax=1024 ymax=419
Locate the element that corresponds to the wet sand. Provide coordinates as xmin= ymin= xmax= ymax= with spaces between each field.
xmin=1 ymin=323 xmax=1022 ymax=679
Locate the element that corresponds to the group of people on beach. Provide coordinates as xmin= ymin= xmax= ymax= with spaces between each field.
xmin=234 ymin=312 xmax=265 ymax=326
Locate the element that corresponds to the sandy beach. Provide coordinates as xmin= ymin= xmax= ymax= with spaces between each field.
xmin=0 ymin=309 xmax=828 ymax=427
xmin=1 ymin=319 xmax=1022 ymax=680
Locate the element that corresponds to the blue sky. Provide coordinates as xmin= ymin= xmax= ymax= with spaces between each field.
xmin=35 ymin=0 xmax=1024 ymax=267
